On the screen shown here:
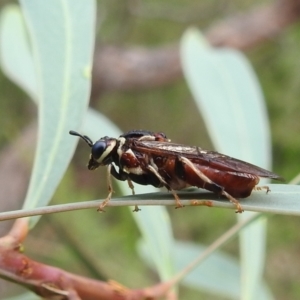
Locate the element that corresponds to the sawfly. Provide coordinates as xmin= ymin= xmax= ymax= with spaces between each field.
xmin=70 ymin=130 xmax=283 ymax=213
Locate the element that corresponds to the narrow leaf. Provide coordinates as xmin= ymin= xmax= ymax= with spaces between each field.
xmin=18 ymin=0 xmax=96 ymax=227
xmin=0 ymin=5 xmax=37 ymax=101
xmin=180 ymin=28 xmax=272 ymax=299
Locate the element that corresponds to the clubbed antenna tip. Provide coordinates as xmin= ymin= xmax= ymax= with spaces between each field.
xmin=69 ymin=130 xmax=94 ymax=147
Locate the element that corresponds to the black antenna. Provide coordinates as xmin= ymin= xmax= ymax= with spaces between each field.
xmin=69 ymin=130 xmax=94 ymax=147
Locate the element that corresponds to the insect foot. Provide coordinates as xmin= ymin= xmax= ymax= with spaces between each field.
xmin=254 ymin=185 xmax=271 ymax=194
xmin=222 ymin=190 xmax=244 ymax=213
xmin=132 ymin=205 xmax=141 ymax=212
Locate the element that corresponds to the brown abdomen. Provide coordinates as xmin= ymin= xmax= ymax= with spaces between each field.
xmin=185 ymin=162 xmax=260 ymax=198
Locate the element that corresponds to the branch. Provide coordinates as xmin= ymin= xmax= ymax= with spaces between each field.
xmin=0 ymin=203 xmax=261 ymax=300
xmin=0 ymin=233 xmax=174 ymax=300
xmin=0 ymin=185 xmax=299 ymax=222
xmin=91 ymin=0 xmax=300 ymax=97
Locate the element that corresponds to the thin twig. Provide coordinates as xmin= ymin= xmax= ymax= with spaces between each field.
xmin=168 ymin=213 xmax=261 ymax=286
xmin=0 ymin=197 xmax=219 ymax=221
xmin=0 ymin=184 xmax=299 ymax=221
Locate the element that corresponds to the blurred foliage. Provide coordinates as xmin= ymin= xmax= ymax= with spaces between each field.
xmin=1 ymin=0 xmax=300 ymax=299
xmin=251 ymin=24 xmax=300 ymax=180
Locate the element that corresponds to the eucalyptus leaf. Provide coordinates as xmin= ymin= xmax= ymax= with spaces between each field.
xmin=17 ymin=0 xmax=95 ymax=228
xmin=0 ymin=5 xmax=37 ymax=101
xmin=180 ymin=28 xmax=271 ymax=165
xmin=180 ymin=28 xmax=273 ymax=299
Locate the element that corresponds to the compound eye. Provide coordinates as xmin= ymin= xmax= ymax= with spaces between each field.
xmin=91 ymin=141 xmax=107 ymax=160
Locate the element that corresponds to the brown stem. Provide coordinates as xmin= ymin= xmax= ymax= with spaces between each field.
xmin=0 ymin=244 xmax=174 ymax=299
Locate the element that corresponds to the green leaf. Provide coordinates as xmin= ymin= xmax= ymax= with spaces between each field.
xmin=0 ymin=1 xmax=96 ymax=228
xmin=0 ymin=5 xmax=37 ymax=101
xmin=20 ymin=0 xmax=96 ymax=229
xmin=180 ymin=28 xmax=271 ymax=166
xmin=133 ymin=207 xmax=175 ymax=281
xmin=180 ymin=28 xmax=273 ymax=299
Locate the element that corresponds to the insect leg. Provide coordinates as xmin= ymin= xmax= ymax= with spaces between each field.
xmin=146 ymin=165 xmax=184 ymax=209
xmin=111 ymin=165 xmax=137 ymax=196
xmin=179 ymin=156 xmax=244 ymax=213
xmin=253 ymin=186 xmax=270 ymax=193
xmin=106 ymin=165 xmax=140 ymax=212
xmin=98 ymin=164 xmax=114 ymax=212
xmin=220 ymin=190 xmax=244 ymax=213
xmin=127 ymin=178 xmax=141 ymax=212
xmin=127 ymin=178 xmax=135 ymax=195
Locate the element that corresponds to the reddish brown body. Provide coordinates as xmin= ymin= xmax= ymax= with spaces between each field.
xmin=151 ymin=155 xmax=259 ymax=198
xmin=70 ymin=129 xmax=283 ymax=212
xmin=127 ymin=138 xmax=282 ymax=212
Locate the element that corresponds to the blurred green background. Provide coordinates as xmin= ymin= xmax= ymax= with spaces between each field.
xmin=1 ymin=0 xmax=300 ymax=299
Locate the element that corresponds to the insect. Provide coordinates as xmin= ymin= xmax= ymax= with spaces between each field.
xmin=69 ymin=130 xmax=283 ymax=213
